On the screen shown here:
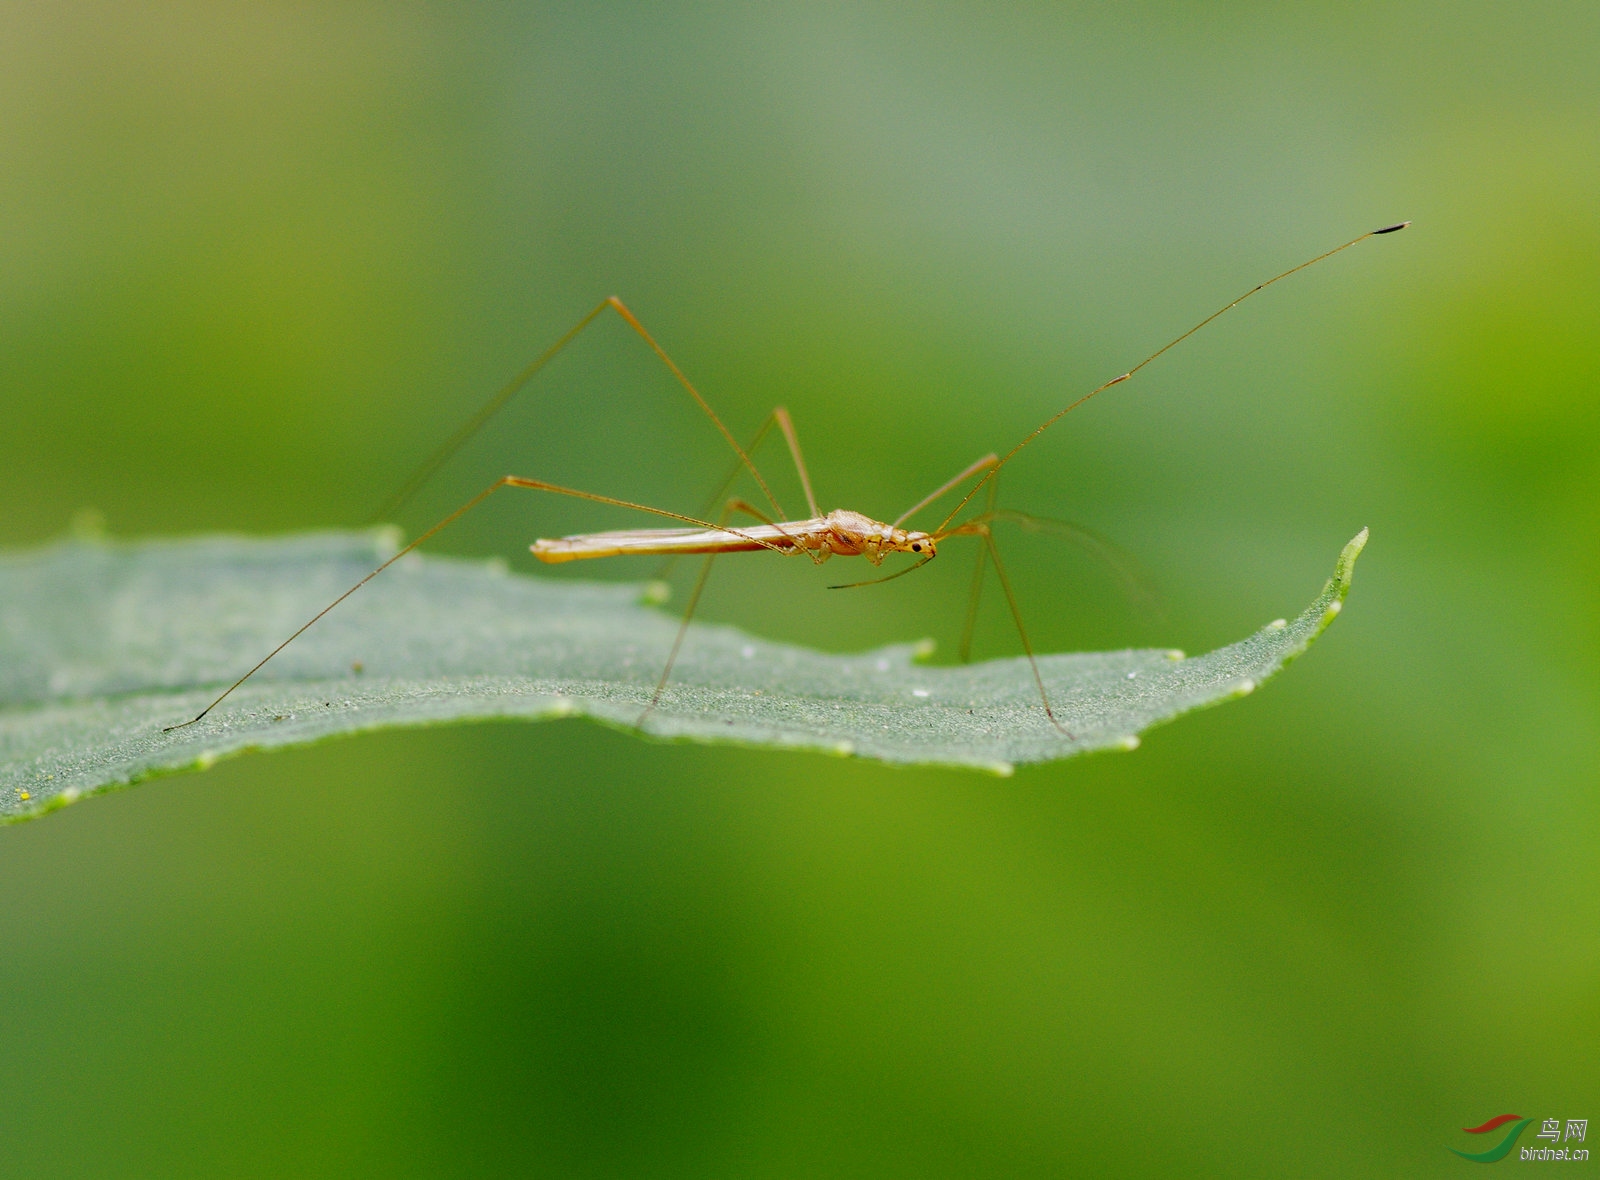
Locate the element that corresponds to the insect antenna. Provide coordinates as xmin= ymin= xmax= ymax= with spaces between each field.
xmin=934 ymin=222 xmax=1410 ymax=535
xmin=826 ymin=554 xmax=936 ymax=590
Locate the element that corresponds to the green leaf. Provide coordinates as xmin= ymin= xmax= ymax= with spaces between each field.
xmin=1 ymin=528 xmax=1366 ymax=819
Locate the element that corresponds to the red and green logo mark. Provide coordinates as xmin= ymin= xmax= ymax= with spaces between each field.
xmin=1451 ymin=1115 xmax=1534 ymax=1163
xmin=1451 ymin=1115 xmax=1591 ymax=1163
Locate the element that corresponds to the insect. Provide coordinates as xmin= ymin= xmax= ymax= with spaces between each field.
xmin=166 ymin=222 xmax=1408 ymax=735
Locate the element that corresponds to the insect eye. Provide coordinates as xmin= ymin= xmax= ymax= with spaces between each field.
xmin=912 ymin=542 xmax=921 ymax=551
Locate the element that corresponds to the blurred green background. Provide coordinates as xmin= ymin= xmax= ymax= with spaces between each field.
xmin=2 ymin=3 xmax=1596 ymax=1176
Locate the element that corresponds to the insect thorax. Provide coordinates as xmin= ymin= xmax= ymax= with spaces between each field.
xmin=821 ymin=509 xmax=926 ymax=562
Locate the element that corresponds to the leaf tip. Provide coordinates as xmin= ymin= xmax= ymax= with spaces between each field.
xmin=1336 ymin=528 xmax=1369 ymax=586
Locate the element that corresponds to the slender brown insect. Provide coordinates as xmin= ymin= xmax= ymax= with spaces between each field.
xmin=165 ymin=222 xmax=1409 ymax=735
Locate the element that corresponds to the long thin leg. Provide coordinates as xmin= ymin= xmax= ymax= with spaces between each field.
xmin=656 ymin=406 xmax=820 ymax=580
xmin=642 ymin=549 xmax=719 ymax=726
xmin=167 ymin=476 xmax=795 ymax=731
xmin=772 ymin=408 xmax=821 ymax=518
xmin=980 ymin=525 xmax=1074 ymax=739
xmin=692 ymin=406 xmax=819 ymax=523
xmin=604 ymin=300 xmax=788 ymax=519
xmin=375 ymin=296 xmax=788 ymax=523
xmin=693 ymin=415 xmax=778 ymax=523
xmin=639 ymin=497 xmax=774 ymax=726
xmin=959 ymin=473 xmax=1001 ymax=662
xmin=893 ymin=453 xmax=998 ymax=528
xmin=651 ymin=416 xmax=780 ymax=582
xmin=373 ymin=300 xmax=611 ymax=522
xmin=964 ymin=508 xmax=1163 ymax=619
xmin=716 ymin=497 xmax=777 ymax=526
